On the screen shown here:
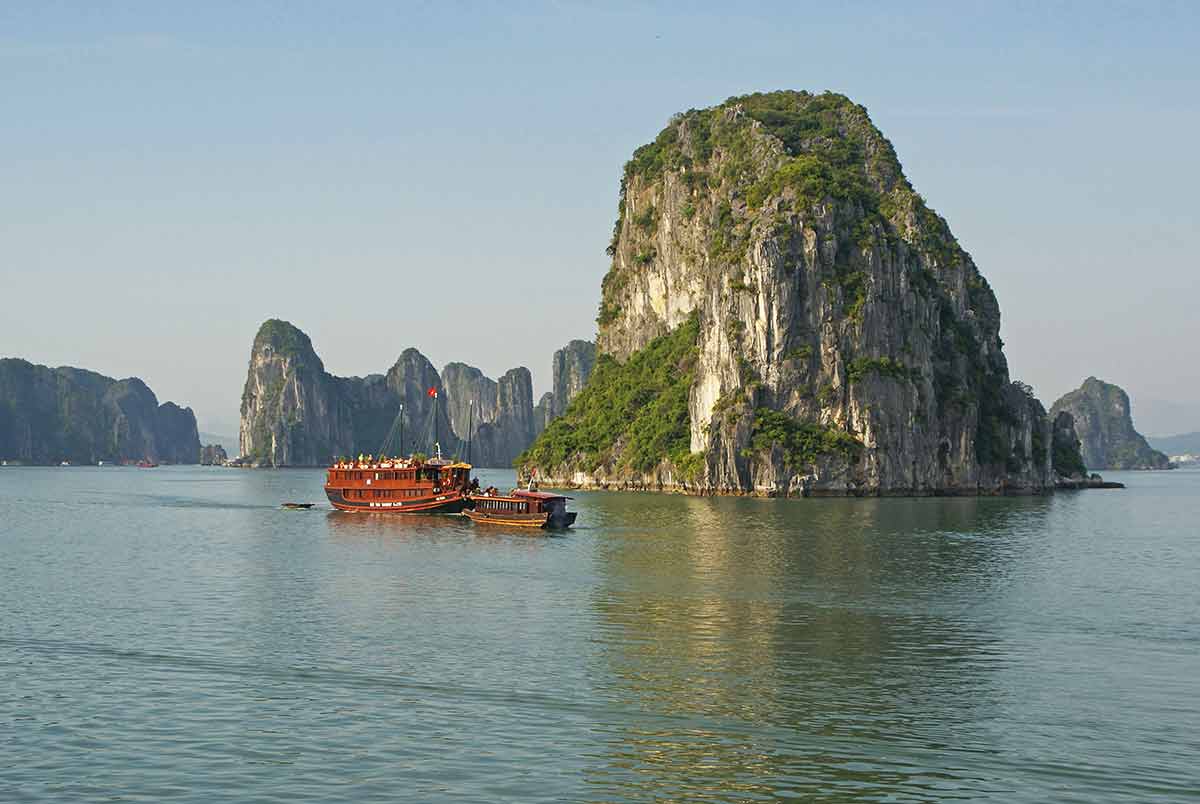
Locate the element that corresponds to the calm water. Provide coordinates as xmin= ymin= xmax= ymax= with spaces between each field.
xmin=1 ymin=466 xmax=1197 ymax=802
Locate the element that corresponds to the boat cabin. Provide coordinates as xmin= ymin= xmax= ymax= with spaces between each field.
xmin=324 ymin=458 xmax=472 ymax=513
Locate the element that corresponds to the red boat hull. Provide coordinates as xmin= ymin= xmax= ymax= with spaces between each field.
xmin=324 ymin=487 xmax=468 ymax=514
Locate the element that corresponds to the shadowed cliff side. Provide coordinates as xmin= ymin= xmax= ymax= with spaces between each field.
xmin=0 ymin=358 xmax=200 ymax=464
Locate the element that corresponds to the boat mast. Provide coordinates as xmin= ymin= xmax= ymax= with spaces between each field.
xmin=466 ymin=401 xmax=473 ymax=465
xmin=433 ymin=386 xmax=441 ymax=460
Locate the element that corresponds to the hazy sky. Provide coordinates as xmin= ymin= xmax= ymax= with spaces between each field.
xmin=3 ymin=1 xmax=1198 ymax=437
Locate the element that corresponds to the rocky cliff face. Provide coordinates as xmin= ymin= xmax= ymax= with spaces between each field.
xmin=548 ymin=341 xmax=596 ymax=418
xmin=238 ymin=320 xmax=587 ymax=467
xmin=470 ymin=368 xmax=536 ymax=467
xmin=441 ymin=362 xmax=499 ymax=440
xmin=533 ymin=392 xmax=555 ymax=438
xmin=1050 ymin=378 xmax=1170 ymax=470
xmin=0 ymin=358 xmax=200 ymax=464
xmin=531 ymin=341 xmax=596 ymax=438
xmin=521 ymin=90 xmax=1064 ymax=495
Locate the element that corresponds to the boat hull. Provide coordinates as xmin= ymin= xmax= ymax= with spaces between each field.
xmin=463 ymin=509 xmax=549 ymax=528
xmin=462 ymin=508 xmax=577 ymax=529
xmin=324 ymin=487 xmax=468 ymax=514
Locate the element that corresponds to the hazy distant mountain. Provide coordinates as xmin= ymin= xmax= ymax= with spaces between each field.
xmin=1147 ymin=432 xmax=1200 ymax=455
xmin=0 ymin=358 xmax=200 ymax=464
xmin=1050 ymin=378 xmax=1170 ymax=470
xmin=199 ymin=432 xmax=238 ymax=453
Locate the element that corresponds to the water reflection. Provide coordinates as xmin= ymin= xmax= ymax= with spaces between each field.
xmin=323 ymin=509 xmax=477 ymax=544
xmin=585 ymin=493 xmax=1050 ymax=801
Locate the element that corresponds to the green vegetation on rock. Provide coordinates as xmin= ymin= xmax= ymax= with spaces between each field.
xmin=1053 ymin=434 xmax=1087 ymax=477
xmin=748 ymin=408 xmax=862 ymax=469
xmin=846 ymin=356 xmax=916 ymax=384
xmin=253 ymin=319 xmax=315 ymax=361
xmin=518 ymin=315 xmax=700 ymax=474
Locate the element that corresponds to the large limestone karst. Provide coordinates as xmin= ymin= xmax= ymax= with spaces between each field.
xmin=520 ymin=90 xmax=1075 ymax=495
xmin=0 ymin=358 xmax=201 ymax=464
xmin=238 ymin=320 xmax=590 ymax=467
xmin=1050 ymin=378 xmax=1171 ymax=470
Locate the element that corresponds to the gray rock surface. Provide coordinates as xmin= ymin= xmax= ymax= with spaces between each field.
xmin=549 ymin=341 xmax=596 ymax=418
xmin=470 ymin=368 xmax=536 ymax=467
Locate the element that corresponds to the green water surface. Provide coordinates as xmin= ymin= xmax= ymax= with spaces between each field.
xmin=1 ymin=466 xmax=1197 ymax=802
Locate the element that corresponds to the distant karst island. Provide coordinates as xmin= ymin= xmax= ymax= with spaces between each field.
xmin=0 ymin=358 xmax=200 ymax=465
xmin=1051 ymin=378 xmax=1171 ymax=470
xmin=236 ymin=319 xmax=594 ymax=468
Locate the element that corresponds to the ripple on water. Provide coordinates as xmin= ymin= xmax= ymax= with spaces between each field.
xmin=1 ymin=467 xmax=1198 ymax=802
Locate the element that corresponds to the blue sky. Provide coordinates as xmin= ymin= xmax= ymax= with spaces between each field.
xmin=2 ymin=1 xmax=1197 ymax=436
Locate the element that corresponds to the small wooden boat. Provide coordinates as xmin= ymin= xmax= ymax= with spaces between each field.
xmin=282 ymin=502 xmax=315 ymax=510
xmin=464 ymin=489 xmax=577 ymax=529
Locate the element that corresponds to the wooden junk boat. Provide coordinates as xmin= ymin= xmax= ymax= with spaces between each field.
xmin=463 ymin=488 xmax=577 ymax=529
xmin=323 ymin=388 xmax=473 ymax=514
xmin=324 ymin=453 xmax=472 ymax=513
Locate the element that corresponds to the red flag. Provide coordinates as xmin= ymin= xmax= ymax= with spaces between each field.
xmin=427 ymin=387 xmax=437 ymax=398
